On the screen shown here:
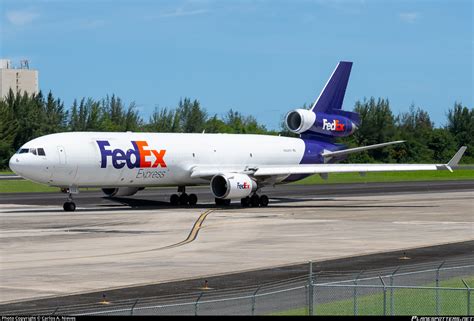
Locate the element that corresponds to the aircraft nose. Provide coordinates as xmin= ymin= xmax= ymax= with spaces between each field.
xmin=9 ymin=154 xmax=21 ymax=175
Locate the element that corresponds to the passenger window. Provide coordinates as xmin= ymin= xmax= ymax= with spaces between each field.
xmin=38 ymin=148 xmax=46 ymax=156
xmin=30 ymin=148 xmax=37 ymax=155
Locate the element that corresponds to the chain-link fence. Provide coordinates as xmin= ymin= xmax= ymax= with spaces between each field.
xmin=3 ymin=262 xmax=472 ymax=316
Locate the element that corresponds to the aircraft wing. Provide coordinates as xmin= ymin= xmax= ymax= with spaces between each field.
xmin=255 ymin=163 xmax=442 ymax=176
xmin=254 ymin=146 xmax=467 ymax=176
xmin=190 ymin=146 xmax=467 ymax=179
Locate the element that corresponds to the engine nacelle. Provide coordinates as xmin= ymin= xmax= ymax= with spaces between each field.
xmin=285 ymin=109 xmax=316 ymax=134
xmin=210 ymin=173 xmax=257 ymax=199
xmin=102 ymin=187 xmax=141 ymax=197
xmin=286 ymin=109 xmax=357 ymax=137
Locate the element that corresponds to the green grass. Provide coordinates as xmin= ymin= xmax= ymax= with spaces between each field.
xmin=0 ymin=180 xmax=100 ymax=193
xmin=0 ymin=169 xmax=473 ymax=193
xmin=0 ymin=180 xmax=61 ymax=193
xmin=275 ymin=276 xmax=474 ymax=316
xmin=293 ymin=169 xmax=474 ymax=185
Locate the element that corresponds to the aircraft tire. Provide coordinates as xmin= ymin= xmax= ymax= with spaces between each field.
xmin=241 ymin=197 xmax=250 ymax=207
xmin=179 ymin=193 xmax=189 ymax=205
xmin=188 ymin=193 xmax=198 ymax=205
xmin=250 ymin=194 xmax=260 ymax=207
xmin=170 ymin=194 xmax=179 ymax=205
xmin=259 ymin=195 xmax=269 ymax=207
xmin=215 ymin=198 xmax=231 ymax=206
xmin=63 ymin=201 xmax=76 ymax=212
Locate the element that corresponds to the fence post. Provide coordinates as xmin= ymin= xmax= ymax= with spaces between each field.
xmin=195 ymin=292 xmax=203 ymax=316
xmin=308 ymin=261 xmax=314 ymax=316
xmin=353 ymin=270 xmax=363 ymax=316
xmin=51 ymin=307 xmax=59 ymax=316
xmin=251 ymin=286 xmax=261 ymax=316
xmin=436 ymin=261 xmax=445 ymax=315
xmin=462 ymin=279 xmax=471 ymax=316
xmin=379 ymin=276 xmax=387 ymax=316
xmin=390 ymin=266 xmax=400 ymax=316
xmin=130 ymin=299 xmax=139 ymax=316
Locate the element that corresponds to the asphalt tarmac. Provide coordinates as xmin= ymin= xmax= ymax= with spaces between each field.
xmin=0 ymin=180 xmax=473 ymax=315
xmin=1 ymin=179 xmax=474 ymax=208
xmin=1 ymin=241 xmax=472 ymax=315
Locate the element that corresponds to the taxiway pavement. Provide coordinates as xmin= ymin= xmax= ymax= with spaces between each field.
xmin=0 ymin=181 xmax=472 ymax=306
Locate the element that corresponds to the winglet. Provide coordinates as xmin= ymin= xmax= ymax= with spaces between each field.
xmin=445 ymin=146 xmax=467 ymax=172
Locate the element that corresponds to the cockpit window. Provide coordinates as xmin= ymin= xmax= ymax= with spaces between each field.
xmin=16 ymin=147 xmax=46 ymax=156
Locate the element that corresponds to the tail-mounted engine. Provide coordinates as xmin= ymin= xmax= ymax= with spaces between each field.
xmin=285 ymin=109 xmax=357 ymax=137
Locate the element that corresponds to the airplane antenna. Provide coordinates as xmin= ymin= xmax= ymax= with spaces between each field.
xmin=20 ymin=60 xmax=29 ymax=69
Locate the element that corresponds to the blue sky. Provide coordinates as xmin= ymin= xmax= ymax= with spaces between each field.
xmin=1 ymin=0 xmax=472 ymax=130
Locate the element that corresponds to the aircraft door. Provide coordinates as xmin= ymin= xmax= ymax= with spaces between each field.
xmin=51 ymin=145 xmax=77 ymax=186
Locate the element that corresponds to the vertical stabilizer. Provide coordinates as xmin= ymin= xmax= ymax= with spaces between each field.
xmin=311 ymin=61 xmax=352 ymax=113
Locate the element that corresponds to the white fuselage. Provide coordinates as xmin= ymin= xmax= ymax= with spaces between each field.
xmin=9 ymin=132 xmax=307 ymax=188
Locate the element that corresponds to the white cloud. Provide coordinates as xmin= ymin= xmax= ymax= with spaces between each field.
xmin=399 ymin=12 xmax=419 ymax=23
xmin=161 ymin=7 xmax=209 ymax=18
xmin=79 ymin=19 xmax=106 ymax=30
xmin=6 ymin=9 xmax=39 ymax=26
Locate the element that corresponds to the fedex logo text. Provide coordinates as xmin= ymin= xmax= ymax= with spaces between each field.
xmin=237 ymin=182 xmax=250 ymax=189
xmin=97 ymin=140 xmax=167 ymax=169
xmin=322 ymin=119 xmax=345 ymax=132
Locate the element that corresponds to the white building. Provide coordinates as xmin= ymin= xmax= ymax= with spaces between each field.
xmin=0 ymin=59 xmax=39 ymax=98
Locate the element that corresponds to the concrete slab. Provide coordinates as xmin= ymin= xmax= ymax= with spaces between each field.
xmin=0 ymin=190 xmax=473 ymax=303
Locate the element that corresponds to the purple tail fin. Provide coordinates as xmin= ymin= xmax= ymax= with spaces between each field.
xmin=311 ymin=61 xmax=352 ymax=112
xmin=310 ymin=61 xmax=360 ymax=124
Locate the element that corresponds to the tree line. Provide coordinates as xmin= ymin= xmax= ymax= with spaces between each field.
xmin=0 ymin=89 xmax=472 ymax=168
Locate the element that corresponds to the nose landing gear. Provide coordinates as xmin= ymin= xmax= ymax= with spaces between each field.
xmin=62 ymin=186 xmax=78 ymax=212
xmin=63 ymin=193 xmax=76 ymax=212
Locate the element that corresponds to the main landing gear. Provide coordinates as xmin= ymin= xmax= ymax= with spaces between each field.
xmin=214 ymin=194 xmax=269 ymax=207
xmin=215 ymin=198 xmax=231 ymax=206
xmin=240 ymin=194 xmax=269 ymax=207
xmin=170 ymin=186 xmax=198 ymax=206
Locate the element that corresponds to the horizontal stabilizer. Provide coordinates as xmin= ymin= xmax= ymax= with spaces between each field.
xmin=322 ymin=140 xmax=405 ymax=159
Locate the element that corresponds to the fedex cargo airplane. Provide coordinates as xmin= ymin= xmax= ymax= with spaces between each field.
xmin=9 ymin=62 xmax=466 ymax=211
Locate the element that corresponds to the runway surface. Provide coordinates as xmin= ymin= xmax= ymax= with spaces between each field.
xmin=0 ymin=180 xmax=473 ymax=313
xmin=1 ymin=180 xmax=474 ymax=207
